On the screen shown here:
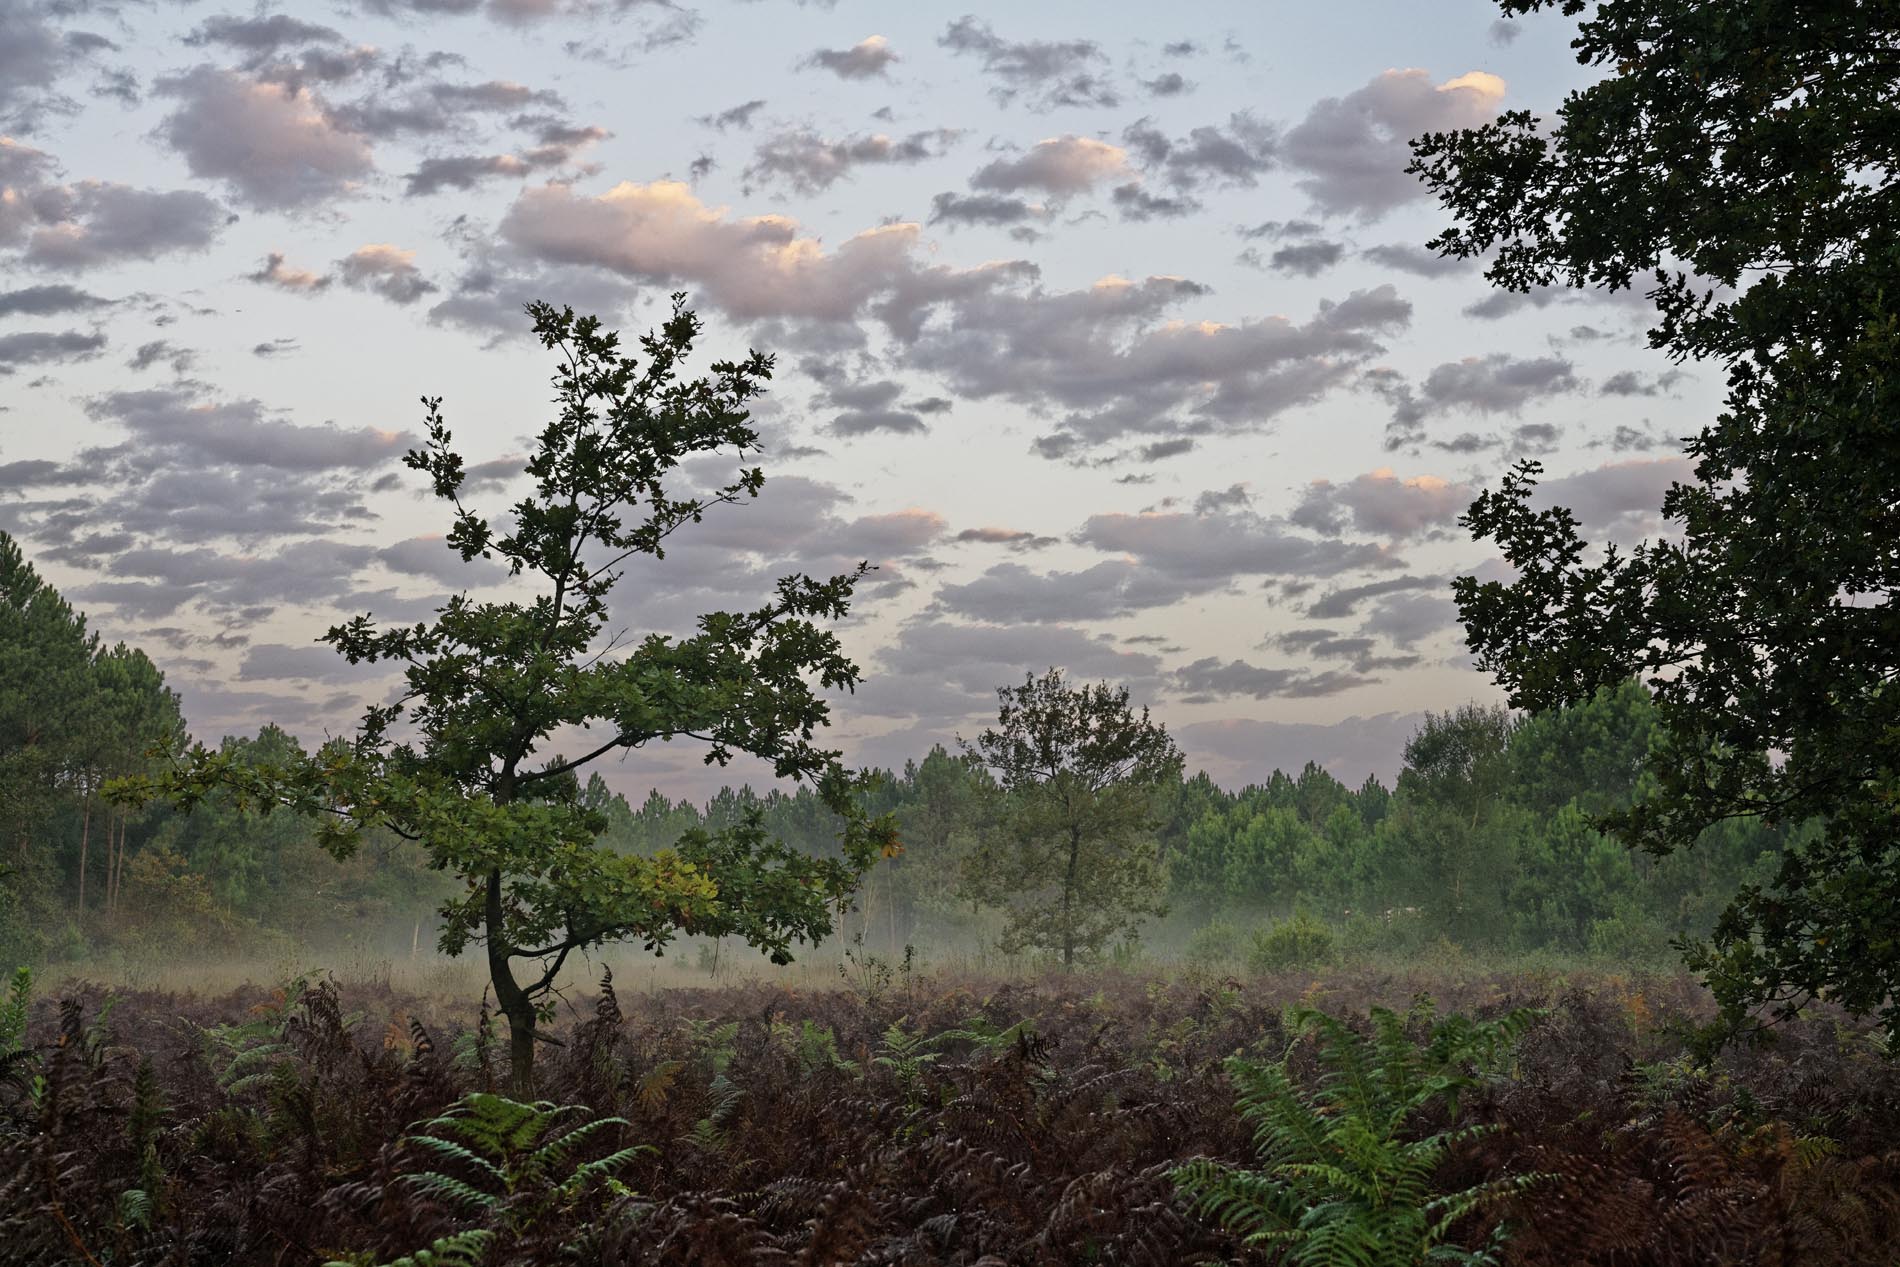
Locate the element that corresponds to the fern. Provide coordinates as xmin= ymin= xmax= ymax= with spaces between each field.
xmin=323 ymin=1228 xmax=495 ymax=1267
xmin=1173 ymin=1002 xmax=1544 ymax=1267
xmin=389 ymin=1091 xmax=652 ymax=1248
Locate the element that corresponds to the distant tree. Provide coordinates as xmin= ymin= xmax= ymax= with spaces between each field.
xmin=1411 ymin=1 xmax=1899 ymax=1036
xmin=1394 ymin=704 xmax=1520 ymax=942
xmin=114 ymin=298 xmax=896 ymax=1088
xmin=961 ymin=669 xmax=1182 ymax=969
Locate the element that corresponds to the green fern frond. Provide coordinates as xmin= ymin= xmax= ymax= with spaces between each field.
xmin=324 ymin=1228 xmax=495 ymax=1267
xmin=402 ymin=1171 xmax=502 ymax=1212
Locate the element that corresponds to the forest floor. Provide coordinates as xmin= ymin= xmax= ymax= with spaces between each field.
xmin=3 ymin=962 xmax=1897 ymax=1265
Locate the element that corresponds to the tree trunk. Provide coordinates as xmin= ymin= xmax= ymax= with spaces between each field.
xmin=76 ymin=792 xmax=92 ymax=924
xmin=1062 ymin=824 xmax=1081 ymax=971
xmin=485 ymin=866 xmax=537 ymax=1093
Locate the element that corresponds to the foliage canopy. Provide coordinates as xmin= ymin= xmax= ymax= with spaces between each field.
xmin=1412 ymin=0 xmax=1900 ymax=1037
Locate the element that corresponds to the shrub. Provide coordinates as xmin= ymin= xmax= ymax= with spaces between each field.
xmin=1185 ymin=916 xmax=1243 ymax=966
xmin=1247 ymin=912 xmax=1337 ymax=974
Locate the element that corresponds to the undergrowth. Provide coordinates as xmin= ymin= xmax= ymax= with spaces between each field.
xmin=0 ymin=965 xmax=1894 ymax=1264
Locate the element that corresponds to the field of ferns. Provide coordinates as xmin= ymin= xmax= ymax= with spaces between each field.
xmin=2 ymin=962 xmax=1898 ymax=1266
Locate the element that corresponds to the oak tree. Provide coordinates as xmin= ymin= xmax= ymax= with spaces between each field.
xmin=114 ymin=299 xmax=895 ymax=1087
xmin=1411 ymin=1 xmax=1899 ymax=1036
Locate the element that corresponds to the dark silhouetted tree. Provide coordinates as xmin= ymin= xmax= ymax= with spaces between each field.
xmin=1411 ymin=0 xmax=1900 ymax=1038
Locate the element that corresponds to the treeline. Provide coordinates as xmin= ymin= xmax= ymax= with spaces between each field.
xmin=1 ymin=531 xmax=1796 ymax=972
xmin=0 ymin=536 xmax=443 ymax=967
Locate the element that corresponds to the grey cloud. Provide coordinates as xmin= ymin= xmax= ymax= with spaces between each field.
xmin=0 ymin=459 xmax=80 ymax=488
xmin=238 ymin=642 xmax=394 ymax=684
xmin=802 ymin=35 xmax=897 ymax=80
xmin=1380 ymin=354 xmax=1579 ymax=448
xmin=1358 ymin=590 xmax=1459 ymax=648
xmin=928 ymin=190 xmax=1036 ymax=227
xmin=157 ymin=65 xmax=373 ymax=209
xmin=248 ymin=251 xmax=331 ymax=292
xmin=935 ymin=559 xmax=1204 ymax=623
xmin=84 ymin=388 xmax=412 ymax=472
xmin=1121 ymin=112 xmax=1275 ymax=189
xmin=497 ymin=179 xmax=1030 ymax=330
xmin=831 ymin=408 xmax=927 ymax=435
xmin=1490 ymin=18 xmax=1522 ymax=45
xmin=379 ymin=534 xmax=506 ymax=586
xmin=860 ymin=618 xmax=1163 ymax=722
xmin=1074 ymin=503 xmax=1400 ymax=586
xmin=1111 ymin=182 xmax=1198 ymax=221
xmin=745 ymin=127 xmax=958 ymax=195
xmin=952 ymin=526 xmax=1056 ymax=550
xmin=1292 ymin=470 xmax=1471 ymax=540
xmin=184 ymin=14 xmax=345 ymax=56
xmin=335 ymin=244 xmax=437 ymax=304
xmin=1532 ymin=456 xmax=1694 ymax=539
xmin=1305 ymin=574 xmax=1442 ymax=620
xmin=127 ymin=340 xmax=195 ymax=374
xmin=938 ymin=16 xmax=1117 ymax=110
xmin=970 ymin=136 xmax=1130 ymax=195
xmin=1284 ymin=68 xmax=1505 ymax=219
xmin=1265 ymin=240 xmax=1343 ymax=277
xmin=0 ymin=329 xmax=106 ymax=372
xmin=1172 ymin=656 xmax=1373 ymax=702
xmin=1600 ymin=368 xmax=1687 ymax=397
xmin=698 ymin=98 xmax=766 ymax=131
xmin=20 ymin=182 xmax=229 ymax=271
xmin=1362 ymin=241 xmax=1472 ymax=278
xmin=908 ymin=278 xmax=1411 ymax=454
xmin=1141 ymin=72 xmax=1191 ymax=97
xmin=0 ymin=284 xmax=110 ymax=317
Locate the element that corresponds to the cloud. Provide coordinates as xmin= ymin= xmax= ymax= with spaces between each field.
xmin=184 ymin=14 xmax=345 ymax=58
xmin=935 ymin=559 xmax=1207 ymax=623
xmin=858 ymin=618 xmax=1163 ymax=722
xmin=0 ymin=284 xmax=110 ymax=317
xmin=248 ymin=251 xmax=331 ymax=292
xmin=1121 ymin=112 xmax=1275 ymax=189
xmin=1378 ymin=354 xmax=1579 ymax=448
xmin=1074 ymin=500 xmax=1401 ymax=586
xmin=970 ymin=135 xmax=1130 ymax=196
xmin=156 ymin=65 xmax=373 ymax=209
xmin=928 ymin=190 xmax=1037 ymax=228
xmin=403 ymin=130 xmax=600 ymax=195
xmin=1305 ymin=574 xmax=1444 ymax=620
xmin=1532 ymin=456 xmax=1694 ymax=540
xmin=745 ymin=128 xmax=958 ymax=195
xmin=938 ymin=16 xmax=1117 ymax=110
xmin=378 ymin=534 xmax=507 ymax=586
xmin=336 ymin=243 xmax=437 ymax=304
xmin=802 ymin=35 xmax=897 ymax=80
xmin=1141 ymin=71 xmax=1191 ymax=97
xmin=127 ymin=340 xmax=195 ymax=374
xmin=0 ymin=329 xmax=106 ymax=373
xmin=83 ymin=388 xmax=412 ymax=473
xmin=498 ymin=179 xmax=1029 ymax=329
xmin=953 ymin=526 xmax=1056 ymax=550
xmin=1171 ymin=656 xmax=1373 ymax=702
xmin=15 ymin=181 xmax=228 ymax=271
xmin=1362 ymin=241 xmax=1472 ymax=278
xmin=238 ymin=642 xmax=394 ymax=684
xmin=1284 ymin=68 xmax=1505 ymax=218
xmin=1292 ymin=469 xmax=1472 ymax=541
xmin=698 ymin=98 xmax=766 ymax=131
xmin=1259 ymin=240 xmax=1344 ymax=277
xmin=907 ymin=276 xmax=1412 ymax=454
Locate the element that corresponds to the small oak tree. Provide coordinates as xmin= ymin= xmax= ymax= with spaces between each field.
xmin=1410 ymin=1 xmax=1899 ymax=1037
xmin=113 ymin=298 xmax=895 ymax=1087
xmin=961 ymin=669 xmax=1181 ymax=969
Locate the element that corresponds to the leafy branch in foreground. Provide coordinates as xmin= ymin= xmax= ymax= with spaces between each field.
xmin=1173 ymin=1001 xmax=1543 ymax=1266
xmin=110 ymin=295 xmax=898 ymax=1089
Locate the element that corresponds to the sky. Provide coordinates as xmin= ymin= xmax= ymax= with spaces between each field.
xmin=0 ymin=0 xmax=1709 ymax=801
